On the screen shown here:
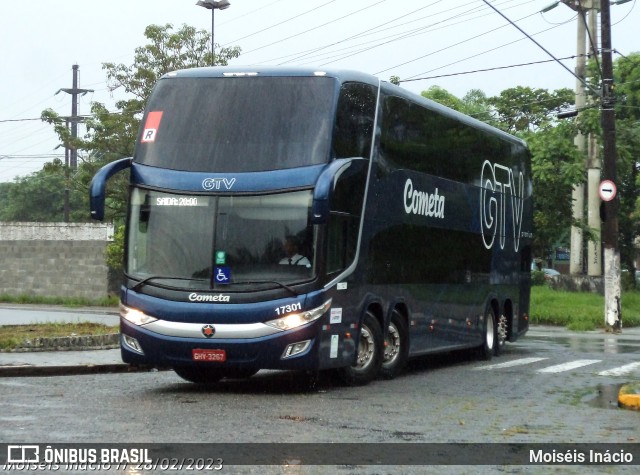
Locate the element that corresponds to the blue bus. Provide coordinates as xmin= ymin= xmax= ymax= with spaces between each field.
xmin=90 ymin=67 xmax=533 ymax=385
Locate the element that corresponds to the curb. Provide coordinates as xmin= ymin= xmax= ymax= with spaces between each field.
xmin=1 ymin=333 xmax=120 ymax=352
xmin=0 ymin=363 xmax=139 ymax=378
xmin=618 ymin=383 xmax=640 ymax=411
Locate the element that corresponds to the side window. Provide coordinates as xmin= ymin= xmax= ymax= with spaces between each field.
xmin=380 ymin=94 xmax=510 ymax=183
xmin=326 ymin=214 xmax=359 ymax=275
xmin=333 ymin=83 xmax=377 ymax=159
xmin=326 ymin=159 xmax=369 ymax=276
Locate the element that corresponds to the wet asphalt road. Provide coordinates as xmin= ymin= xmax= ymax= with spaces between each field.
xmin=1 ymin=324 xmax=639 ymax=475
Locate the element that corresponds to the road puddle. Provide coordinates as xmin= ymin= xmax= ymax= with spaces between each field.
xmin=586 ymin=383 xmax=624 ymax=409
xmin=531 ymin=336 xmax=640 ymax=354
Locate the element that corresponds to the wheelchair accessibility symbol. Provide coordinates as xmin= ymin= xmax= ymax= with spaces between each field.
xmin=215 ymin=266 xmax=231 ymax=284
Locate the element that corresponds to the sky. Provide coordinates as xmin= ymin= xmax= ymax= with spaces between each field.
xmin=0 ymin=0 xmax=638 ymax=182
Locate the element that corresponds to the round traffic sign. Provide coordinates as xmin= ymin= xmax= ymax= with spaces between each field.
xmin=599 ymin=180 xmax=617 ymax=202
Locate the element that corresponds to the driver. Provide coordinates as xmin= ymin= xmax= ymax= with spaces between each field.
xmin=279 ymin=236 xmax=311 ymax=268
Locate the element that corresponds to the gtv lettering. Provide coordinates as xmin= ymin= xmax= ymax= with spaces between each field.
xmin=403 ymin=178 xmax=445 ymax=219
xmin=480 ymin=160 xmax=525 ymax=252
xmin=202 ymin=177 xmax=236 ymax=190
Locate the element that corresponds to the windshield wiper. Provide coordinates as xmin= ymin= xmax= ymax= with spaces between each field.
xmin=131 ymin=275 xmax=207 ymax=292
xmin=230 ymin=280 xmax=299 ymax=296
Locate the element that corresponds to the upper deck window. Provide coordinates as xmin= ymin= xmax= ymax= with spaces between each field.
xmin=135 ymin=76 xmax=336 ymax=172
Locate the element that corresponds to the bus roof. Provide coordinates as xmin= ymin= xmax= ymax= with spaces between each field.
xmin=159 ymin=66 xmax=526 ymax=149
xmin=161 ymin=66 xmax=380 ymax=87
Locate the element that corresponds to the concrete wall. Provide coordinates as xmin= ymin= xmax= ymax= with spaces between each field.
xmin=0 ymin=222 xmax=114 ymax=299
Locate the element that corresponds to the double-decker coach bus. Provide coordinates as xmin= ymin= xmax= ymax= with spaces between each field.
xmin=90 ymin=67 xmax=533 ymax=386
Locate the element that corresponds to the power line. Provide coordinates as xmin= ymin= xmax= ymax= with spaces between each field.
xmin=241 ymin=0 xmax=389 ymax=56
xmin=400 ymin=22 xmax=568 ymax=81
xmin=0 ymin=109 xmax=137 ymax=125
xmin=399 ymin=54 xmax=588 ymax=83
xmin=272 ymin=0 xmax=448 ymax=65
xmin=222 ymin=0 xmax=339 ymax=47
xmin=319 ymin=0 xmax=530 ymax=69
xmin=374 ymin=9 xmax=540 ymax=75
xmin=479 ymin=0 xmax=600 ymax=96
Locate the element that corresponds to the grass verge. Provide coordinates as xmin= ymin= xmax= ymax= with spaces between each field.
xmin=0 ymin=294 xmax=119 ymax=308
xmin=530 ymin=286 xmax=640 ymax=330
xmin=0 ymin=323 xmax=120 ymax=350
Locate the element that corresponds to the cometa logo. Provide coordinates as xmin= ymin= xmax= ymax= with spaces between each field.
xmin=403 ymin=178 xmax=445 ymax=219
xmin=188 ymin=293 xmax=230 ymax=302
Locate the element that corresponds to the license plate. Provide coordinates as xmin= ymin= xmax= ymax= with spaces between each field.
xmin=192 ymin=349 xmax=226 ymax=362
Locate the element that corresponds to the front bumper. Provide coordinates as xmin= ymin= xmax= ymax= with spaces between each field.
xmin=120 ymin=317 xmax=321 ymax=371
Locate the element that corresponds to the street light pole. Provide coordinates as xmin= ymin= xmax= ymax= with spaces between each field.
xmin=196 ymin=0 xmax=231 ymax=66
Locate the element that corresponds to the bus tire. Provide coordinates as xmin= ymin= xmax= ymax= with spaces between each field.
xmin=495 ymin=313 xmax=508 ymax=356
xmin=337 ymin=311 xmax=383 ymax=386
xmin=173 ymin=365 xmax=225 ymax=384
xmin=380 ymin=309 xmax=409 ymax=380
xmin=478 ymin=306 xmax=496 ymax=361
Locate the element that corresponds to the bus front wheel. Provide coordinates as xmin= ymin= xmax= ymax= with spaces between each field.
xmin=337 ymin=311 xmax=383 ymax=386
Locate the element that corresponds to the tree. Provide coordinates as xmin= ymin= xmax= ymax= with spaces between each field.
xmin=421 ymin=85 xmax=466 ymax=111
xmin=103 ymin=24 xmax=241 ymax=107
xmin=0 ymin=161 xmax=87 ymax=222
xmin=521 ymin=123 xmax=583 ymax=258
xmin=612 ymin=53 xmax=640 ymax=284
xmin=41 ymin=23 xmax=242 ymax=225
xmin=37 ymin=23 xmax=241 ymax=269
xmin=488 ymin=86 xmax=574 ymax=133
xmin=581 ymin=52 xmax=640 ymax=285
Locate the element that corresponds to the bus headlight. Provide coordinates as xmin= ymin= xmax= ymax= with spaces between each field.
xmin=265 ymin=299 xmax=332 ymax=331
xmin=120 ymin=303 xmax=157 ymax=326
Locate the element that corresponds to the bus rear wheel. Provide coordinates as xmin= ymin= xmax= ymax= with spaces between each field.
xmin=173 ymin=365 xmax=226 ymax=384
xmin=337 ymin=311 xmax=383 ymax=386
xmin=380 ymin=310 xmax=408 ymax=379
xmin=478 ymin=306 xmax=496 ymax=361
xmin=495 ymin=313 xmax=508 ymax=356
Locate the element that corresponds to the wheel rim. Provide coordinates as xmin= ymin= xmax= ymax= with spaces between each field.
xmin=356 ymin=324 xmax=375 ymax=370
xmin=486 ymin=313 xmax=495 ymax=350
xmin=383 ymin=322 xmax=401 ymax=366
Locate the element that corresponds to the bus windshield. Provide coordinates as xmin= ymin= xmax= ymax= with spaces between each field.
xmin=126 ymin=188 xmax=316 ymax=291
xmin=135 ymin=76 xmax=336 ymax=172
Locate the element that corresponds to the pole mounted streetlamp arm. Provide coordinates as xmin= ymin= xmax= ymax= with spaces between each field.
xmin=196 ymin=0 xmax=231 ymax=66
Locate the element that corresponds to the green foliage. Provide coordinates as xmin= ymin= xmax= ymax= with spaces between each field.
xmin=522 ymin=122 xmax=584 ymax=257
xmin=613 ymin=53 xmax=640 ymax=277
xmin=531 ymin=271 xmax=547 ymax=286
xmin=461 ymin=89 xmax=495 ymax=124
xmin=0 ymin=161 xmax=87 ymax=222
xmin=106 ymin=225 xmax=125 ymax=270
xmin=488 ymin=86 xmax=574 ymax=133
xmin=581 ymin=53 xmax=640 ymax=276
xmin=103 ymin=23 xmax=241 ymax=103
xmin=421 ymin=85 xmax=466 ymax=111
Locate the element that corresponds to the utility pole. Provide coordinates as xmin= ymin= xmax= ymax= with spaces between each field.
xmin=57 ymin=65 xmax=93 ymax=169
xmin=562 ymin=0 xmax=590 ymax=275
xmin=586 ymin=7 xmax=602 ymax=277
xmin=56 ymin=64 xmax=93 ymax=222
xmin=599 ymin=0 xmax=621 ymax=331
